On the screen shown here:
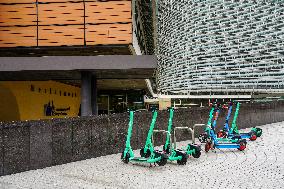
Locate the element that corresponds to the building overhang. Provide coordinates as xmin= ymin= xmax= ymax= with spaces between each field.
xmin=0 ymin=55 xmax=157 ymax=79
xmin=0 ymin=55 xmax=157 ymax=89
xmin=0 ymin=55 xmax=157 ymax=71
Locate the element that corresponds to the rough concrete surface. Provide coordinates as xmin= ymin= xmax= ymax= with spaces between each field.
xmin=0 ymin=121 xmax=284 ymax=189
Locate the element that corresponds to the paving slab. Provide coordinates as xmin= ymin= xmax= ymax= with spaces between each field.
xmin=0 ymin=122 xmax=284 ymax=189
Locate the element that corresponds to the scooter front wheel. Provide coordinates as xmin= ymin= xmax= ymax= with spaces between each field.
xmin=122 ymin=152 xmax=130 ymax=163
xmin=198 ymin=133 xmax=208 ymax=143
xmin=205 ymin=142 xmax=211 ymax=152
xmin=163 ymin=144 xmax=171 ymax=154
xmin=175 ymin=151 xmax=188 ymax=165
xmin=217 ymin=131 xmax=226 ymax=138
xmin=140 ymin=148 xmax=151 ymax=158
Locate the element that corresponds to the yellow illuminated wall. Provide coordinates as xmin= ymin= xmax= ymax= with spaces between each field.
xmin=0 ymin=81 xmax=80 ymax=121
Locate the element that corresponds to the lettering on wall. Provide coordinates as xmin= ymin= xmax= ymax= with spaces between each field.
xmin=44 ymin=101 xmax=70 ymax=116
xmin=30 ymin=84 xmax=77 ymax=97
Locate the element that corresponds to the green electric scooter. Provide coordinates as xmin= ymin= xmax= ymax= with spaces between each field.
xmin=152 ymin=108 xmax=203 ymax=165
xmin=121 ymin=109 xmax=167 ymax=166
xmin=151 ymin=108 xmax=188 ymax=165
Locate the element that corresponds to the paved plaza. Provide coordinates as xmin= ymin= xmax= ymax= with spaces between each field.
xmin=0 ymin=121 xmax=284 ymax=189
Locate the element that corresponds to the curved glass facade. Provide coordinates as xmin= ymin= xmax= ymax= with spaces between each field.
xmin=156 ymin=0 xmax=284 ymax=95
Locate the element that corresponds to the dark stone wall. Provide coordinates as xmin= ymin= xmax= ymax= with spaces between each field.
xmin=30 ymin=120 xmax=52 ymax=170
xmin=0 ymin=101 xmax=283 ymax=176
xmin=2 ymin=122 xmax=30 ymax=175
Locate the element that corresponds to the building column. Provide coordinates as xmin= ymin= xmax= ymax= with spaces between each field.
xmin=159 ymin=98 xmax=171 ymax=110
xmin=91 ymin=76 xmax=98 ymax=115
xmin=81 ymin=71 xmax=92 ymax=116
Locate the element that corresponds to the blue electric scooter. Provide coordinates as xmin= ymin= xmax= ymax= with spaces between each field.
xmin=217 ymin=102 xmax=262 ymax=141
xmin=198 ymin=103 xmax=240 ymax=143
xmin=203 ymin=103 xmax=247 ymax=152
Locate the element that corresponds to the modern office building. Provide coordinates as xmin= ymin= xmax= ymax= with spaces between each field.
xmin=1 ymin=0 xmax=284 ymax=121
xmin=156 ymin=0 xmax=284 ymax=97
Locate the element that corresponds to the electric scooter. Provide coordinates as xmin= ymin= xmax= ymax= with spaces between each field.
xmin=151 ymin=108 xmax=188 ymax=165
xmin=203 ymin=104 xmax=247 ymax=152
xmin=152 ymin=108 xmax=203 ymax=165
xmin=217 ymin=102 xmax=262 ymax=141
xmin=199 ymin=103 xmax=245 ymax=143
xmin=121 ymin=109 xmax=167 ymax=166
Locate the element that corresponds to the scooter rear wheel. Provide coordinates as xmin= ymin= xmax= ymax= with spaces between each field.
xmin=238 ymin=142 xmax=246 ymax=151
xmin=255 ymin=128 xmax=262 ymax=137
xmin=156 ymin=154 xmax=167 ymax=166
xmin=249 ymin=132 xmax=257 ymax=141
xmin=176 ymin=152 xmax=187 ymax=165
xmin=192 ymin=150 xmax=201 ymax=158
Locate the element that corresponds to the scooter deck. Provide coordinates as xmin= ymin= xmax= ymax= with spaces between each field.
xmin=130 ymin=156 xmax=162 ymax=163
xmin=217 ymin=138 xmax=238 ymax=143
xmin=168 ymin=149 xmax=184 ymax=161
xmin=239 ymin=133 xmax=251 ymax=138
xmin=130 ymin=157 xmax=149 ymax=161
xmin=228 ymin=133 xmax=250 ymax=139
xmin=216 ymin=144 xmax=240 ymax=149
xmin=168 ymin=156 xmax=183 ymax=161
